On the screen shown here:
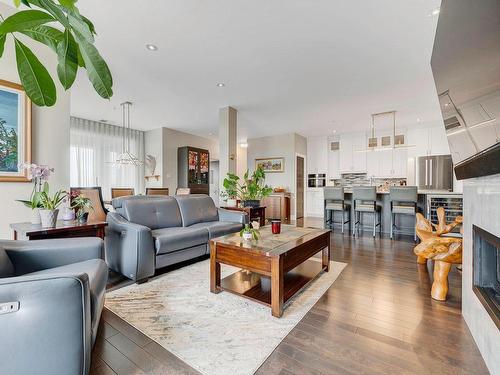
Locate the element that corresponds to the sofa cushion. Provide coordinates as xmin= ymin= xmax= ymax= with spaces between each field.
xmin=26 ymin=259 xmax=107 ymax=336
xmin=0 ymin=248 xmax=14 ymax=278
xmin=152 ymin=227 xmax=209 ymax=255
xmin=190 ymin=221 xmax=243 ymax=239
xmin=122 ymin=196 xmax=182 ymax=229
xmin=174 ymin=195 xmax=219 ymax=227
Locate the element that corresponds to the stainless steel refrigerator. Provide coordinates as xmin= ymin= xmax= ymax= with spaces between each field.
xmin=417 ymin=155 xmax=453 ymax=191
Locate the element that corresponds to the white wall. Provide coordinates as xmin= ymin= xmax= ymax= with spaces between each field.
xmin=247 ymin=133 xmax=306 ymax=218
xmin=0 ymin=2 xmax=70 ymax=238
xmin=144 ymin=127 xmax=218 ymax=195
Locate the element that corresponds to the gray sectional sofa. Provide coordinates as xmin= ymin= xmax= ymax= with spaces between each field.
xmin=106 ymin=194 xmax=247 ymax=281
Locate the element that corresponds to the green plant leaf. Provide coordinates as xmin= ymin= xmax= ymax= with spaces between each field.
xmin=0 ymin=10 xmax=55 ymax=35
xmin=37 ymin=0 xmax=71 ymax=29
xmin=14 ymin=38 xmax=57 ymax=106
xmin=20 ymin=25 xmax=63 ymax=52
xmin=56 ymin=29 xmax=77 ymax=89
xmin=73 ymin=35 xmax=113 ymax=99
xmin=58 ymin=0 xmax=76 ymax=10
xmin=14 ymin=0 xmax=22 ymax=7
xmin=81 ymin=14 xmax=96 ymax=35
xmin=0 ymin=34 xmax=6 ymax=58
xmin=67 ymin=9 xmax=93 ymax=43
xmin=76 ymin=44 xmax=85 ymax=67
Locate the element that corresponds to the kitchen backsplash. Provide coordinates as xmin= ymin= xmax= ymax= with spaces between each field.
xmin=331 ymin=173 xmax=407 ymax=189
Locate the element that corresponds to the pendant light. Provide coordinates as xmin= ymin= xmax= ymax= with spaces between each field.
xmin=112 ymin=101 xmax=143 ymax=166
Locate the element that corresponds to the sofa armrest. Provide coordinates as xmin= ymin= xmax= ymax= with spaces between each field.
xmin=105 ymin=212 xmax=155 ymax=281
xmin=1 ymin=237 xmax=104 ymax=276
xmin=0 ymin=273 xmax=92 ymax=375
xmin=218 ymin=208 xmax=248 ymax=224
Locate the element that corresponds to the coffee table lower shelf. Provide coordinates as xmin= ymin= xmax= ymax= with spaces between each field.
xmin=219 ymin=259 xmax=327 ymax=307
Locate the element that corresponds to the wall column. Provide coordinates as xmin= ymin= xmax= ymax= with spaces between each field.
xmin=219 ymin=106 xmax=237 ymax=205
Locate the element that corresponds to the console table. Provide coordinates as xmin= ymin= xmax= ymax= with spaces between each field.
xmin=221 ymin=206 xmax=266 ymax=227
xmin=10 ymin=221 xmax=107 ymax=240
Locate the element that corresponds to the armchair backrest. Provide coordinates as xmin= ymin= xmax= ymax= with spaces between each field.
xmin=121 ymin=196 xmax=183 ymax=229
xmin=0 ymin=248 xmax=14 ymax=278
xmin=173 ymin=194 xmax=219 ymax=227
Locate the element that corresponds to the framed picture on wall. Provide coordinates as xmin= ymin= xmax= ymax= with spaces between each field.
xmin=0 ymin=79 xmax=32 ymax=182
xmin=255 ymin=157 xmax=284 ymax=173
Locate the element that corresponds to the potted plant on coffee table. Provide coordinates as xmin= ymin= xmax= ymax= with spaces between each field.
xmin=71 ymin=193 xmax=93 ymax=223
xmin=38 ymin=183 xmax=67 ymax=228
xmin=240 ymin=222 xmax=261 ymax=241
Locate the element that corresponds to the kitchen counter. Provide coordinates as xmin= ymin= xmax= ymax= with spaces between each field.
xmin=323 ymin=189 xmax=462 ymax=236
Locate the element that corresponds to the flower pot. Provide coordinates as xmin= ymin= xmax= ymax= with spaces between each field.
xmin=226 ymin=198 xmax=237 ymax=208
xmin=243 ymin=200 xmax=260 ymax=208
xmin=30 ymin=208 xmax=41 ymax=225
xmin=242 ymin=231 xmax=253 ymax=241
xmin=77 ymin=212 xmax=89 ymax=224
xmin=39 ymin=209 xmax=59 ymax=228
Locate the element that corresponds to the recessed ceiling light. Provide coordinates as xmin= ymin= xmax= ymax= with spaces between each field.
xmin=429 ymin=7 xmax=440 ymax=16
xmin=239 ymin=143 xmax=248 ymax=148
xmin=216 ymin=83 xmax=225 ymax=87
xmin=208 ymin=132 xmax=213 ymax=136
xmin=417 ymin=118 xmax=421 ymax=123
xmin=332 ymin=130 xmax=337 ymax=134
xmin=99 ymin=119 xmax=107 ymax=123
xmin=444 ymin=103 xmax=450 ymax=107
xmin=146 ymin=44 xmax=158 ymax=51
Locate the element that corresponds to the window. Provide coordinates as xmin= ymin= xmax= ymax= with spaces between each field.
xmin=70 ymin=117 xmax=145 ymax=200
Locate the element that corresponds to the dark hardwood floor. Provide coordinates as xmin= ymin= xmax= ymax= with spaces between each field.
xmin=91 ymin=219 xmax=489 ymax=375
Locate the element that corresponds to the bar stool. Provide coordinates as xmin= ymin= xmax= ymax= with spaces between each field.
xmin=352 ymin=187 xmax=381 ymax=237
xmin=324 ymin=187 xmax=350 ymax=233
xmin=389 ymin=186 xmax=418 ymax=241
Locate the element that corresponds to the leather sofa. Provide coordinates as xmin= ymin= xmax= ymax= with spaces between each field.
xmin=106 ymin=194 xmax=247 ymax=282
xmin=0 ymin=237 xmax=107 ymax=375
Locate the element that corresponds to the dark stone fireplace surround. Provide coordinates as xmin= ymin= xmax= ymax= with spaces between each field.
xmin=473 ymin=225 xmax=500 ymax=330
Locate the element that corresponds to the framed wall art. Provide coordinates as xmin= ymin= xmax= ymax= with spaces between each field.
xmin=255 ymin=157 xmax=284 ymax=173
xmin=0 ymin=79 xmax=32 ymax=182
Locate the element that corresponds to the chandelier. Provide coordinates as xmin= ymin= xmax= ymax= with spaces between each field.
xmin=112 ymin=101 xmax=143 ymax=166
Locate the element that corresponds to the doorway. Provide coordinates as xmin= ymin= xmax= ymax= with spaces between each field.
xmin=296 ymin=155 xmax=305 ymax=220
xmin=209 ymin=160 xmax=220 ymax=206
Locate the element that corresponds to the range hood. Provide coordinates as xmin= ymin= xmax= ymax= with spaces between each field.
xmin=431 ymin=0 xmax=500 ymax=180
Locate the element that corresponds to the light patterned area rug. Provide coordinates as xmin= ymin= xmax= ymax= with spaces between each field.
xmin=105 ymin=258 xmax=347 ymax=375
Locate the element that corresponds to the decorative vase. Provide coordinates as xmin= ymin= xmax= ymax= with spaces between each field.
xmin=243 ymin=200 xmax=260 ymax=208
xmin=242 ymin=231 xmax=253 ymax=241
xmin=77 ymin=212 xmax=89 ymax=224
xmin=226 ymin=198 xmax=237 ymax=208
xmin=30 ymin=208 xmax=41 ymax=225
xmin=61 ymin=207 xmax=75 ymax=221
xmin=39 ymin=209 xmax=59 ymax=228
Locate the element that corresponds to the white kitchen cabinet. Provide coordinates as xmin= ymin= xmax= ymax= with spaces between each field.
xmin=339 ymin=133 xmax=367 ymax=173
xmin=306 ymin=189 xmax=324 ymax=217
xmin=327 ymin=137 xmax=340 ymax=180
xmin=407 ymin=126 xmax=450 ymax=157
xmin=365 ymin=148 xmax=407 ymax=178
xmin=307 ymin=136 xmax=328 ymax=174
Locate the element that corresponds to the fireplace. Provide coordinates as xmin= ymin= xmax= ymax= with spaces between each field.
xmin=473 ymin=225 xmax=500 ymax=329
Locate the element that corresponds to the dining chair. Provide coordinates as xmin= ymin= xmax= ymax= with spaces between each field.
xmin=146 ymin=187 xmax=169 ymax=196
xmin=175 ymin=188 xmax=191 ymax=195
xmin=70 ymin=187 xmax=108 ymax=222
xmin=111 ymin=188 xmax=135 ymax=199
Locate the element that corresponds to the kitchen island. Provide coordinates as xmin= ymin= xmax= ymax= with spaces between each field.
xmin=323 ymin=189 xmax=462 ymax=236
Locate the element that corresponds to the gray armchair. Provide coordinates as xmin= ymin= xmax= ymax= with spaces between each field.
xmin=0 ymin=238 xmax=107 ymax=375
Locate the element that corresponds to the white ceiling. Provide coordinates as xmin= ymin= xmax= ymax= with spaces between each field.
xmin=70 ymin=0 xmax=443 ymax=141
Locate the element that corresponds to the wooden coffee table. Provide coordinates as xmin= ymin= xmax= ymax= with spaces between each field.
xmin=209 ymin=225 xmax=330 ymax=317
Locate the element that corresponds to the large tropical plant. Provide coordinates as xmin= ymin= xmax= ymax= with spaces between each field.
xmin=0 ymin=0 xmax=113 ymax=106
xmin=222 ymin=166 xmax=273 ymax=203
